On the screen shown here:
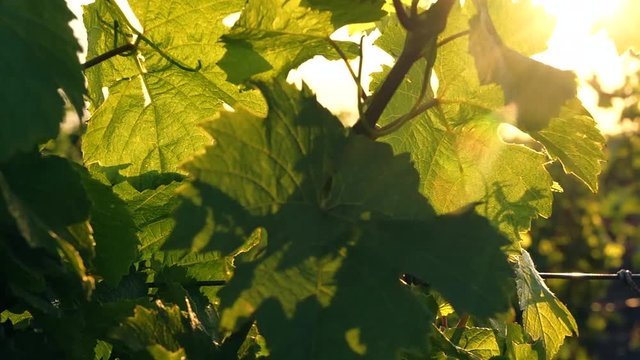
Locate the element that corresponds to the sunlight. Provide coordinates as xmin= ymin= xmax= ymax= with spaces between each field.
xmin=533 ymin=0 xmax=625 ymax=85
xmin=531 ymin=0 xmax=631 ymax=135
xmin=287 ymin=27 xmax=394 ymax=126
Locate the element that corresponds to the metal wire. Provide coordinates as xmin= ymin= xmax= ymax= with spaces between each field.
xmin=144 ymin=270 xmax=640 ymax=297
xmin=147 ymin=280 xmax=226 ymax=288
xmin=539 ymin=271 xmax=640 ymax=280
xmin=540 ymin=269 xmax=640 ymax=295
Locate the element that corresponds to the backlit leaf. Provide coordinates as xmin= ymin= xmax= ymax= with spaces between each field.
xmin=218 ymin=0 xmax=385 ymax=83
xmin=113 ymin=181 xmax=182 ymax=259
xmin=83 ymin=0 xmax=266 ymax=189
xmin=373 ymin=15 xmax=553 ymax=244
xmin=443 ymin=327 xmax=501 ymax=359
xmin=514 ymin=250 xmax=578 ymax=359
xmin=531 ymin=100 xmax=606 ymax=192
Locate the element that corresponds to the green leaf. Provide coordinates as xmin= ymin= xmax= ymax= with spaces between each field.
xmin=83 ymin=0 xmax=266 ymax=189
xmin=0 ymin=153 xmax=91 ymax=250
xmin=172 ymin=78 xmax=512 ymax=358
xmin=0 ymin=310 xmax=32 ymax=327
xmin=302 ymin=0 xmax=386 ymax=29
xmin=110 ymin=301 xmax=215 ymax=358
xmin=514 ymin=250 xmax=578 ymax=359
xmin=82 ymin=0 xmax=139 ymax=106
xmin=147 ymin=345 xmax=187 ymax=360
xmin=430 ymin=325 xmax=476 ymax=360
xmin=388 ymin=210 xmax=513 ymax=319
xmin=433 ymin=3 xmax=503 ymax=123
xmin=0 ymin=0 xmax=85 ymax=162
xmin=503 ymin=323 xmax=543 ymax=360
xmin=433 ymin=0 xmax=555 ymax=119
xmin=113 ymin=181 xmax=182 ymax=259
xmin=373 ymin=16 xmax=553 ymax=244
xmin=112 ymin=180 xmax=231 ymax=302
xmin=530 ymin=100 xmax=606 ymax=192
xmin=82 ymin=72 xmax=218 ymax=190
xmin=443 ymin=327 xmax=501 ymax=359
xmin=94 ymin=340 xmax=113 ymax=360
xmin=78 ymin=168 xmax=138 ymax=286
xmin=84 ymin=0 xmax=265 ymax=108
xmin=218 ymin=0 xmax=384 ymax=83
xmin=468 ymin=2 xmax=576 ymax=132
xmin=0 ymin=154 xmax=95 ymax=298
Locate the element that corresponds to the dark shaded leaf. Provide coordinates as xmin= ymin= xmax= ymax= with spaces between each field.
xmin=0 ymin=0 xmax=85 ymax=161
xmin=172 ymin=78 xmax=513 ymax=358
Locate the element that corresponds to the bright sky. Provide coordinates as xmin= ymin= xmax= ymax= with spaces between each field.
xmin=532 ymin=0 xmax=637 ymax=134
xmin=68 ymin=0 xmax=637 ymax=135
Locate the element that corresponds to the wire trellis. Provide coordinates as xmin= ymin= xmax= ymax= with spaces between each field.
xmin=146 ymin=269 xmax=640 ymax=295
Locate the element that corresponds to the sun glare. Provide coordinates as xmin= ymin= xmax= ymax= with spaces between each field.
xmin=531 ymin=0 xmax=633 ymax=134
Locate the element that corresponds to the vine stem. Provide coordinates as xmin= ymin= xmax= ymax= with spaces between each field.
xmin=82 ymin=43 xmax=136 ymax=69
xmin=327 ymin=37 xmax=367 ymax=103
xmin=437 ymin=29 xmax=470 ymax=47
xmin=353 ymin=50 xmax=418 ymax=135
xmin=352 ymin=0 xmax=456 ymax=137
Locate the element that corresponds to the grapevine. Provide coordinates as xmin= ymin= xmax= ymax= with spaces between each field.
xmin=3 ymin=0 xmax=637 ymax=359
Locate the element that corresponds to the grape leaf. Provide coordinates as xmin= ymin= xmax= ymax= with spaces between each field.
xmin=514 ymin=250 xmax=578 ymax=359
xmin=84 ymin=0 xmax=264 ymax=109
xmin=531 ymin=100 xmax=606 ymax=193
xmin=77 ymin=168 xmax=138 ymax=286
xmin=147 ymin=345 xmax=187 ymax=360
xmin=430 ymin=325 xmax=477 ymax=360
xmin=94 ymin=340 xmax=113 ymax=360
xmin=0 ymin=153 xmax=95 ymax=296
xmin=83 ymin=0 xmax=266 ymax=189
xmin=109 ymin=179 xmax=232 ymax=303
xmin=0 ymin=154 xmax=91 ymax=251
xmin=302 ymin=0 xmax=386 ymax=28
xmin=217 ymin=0 xmax=385 ymax=83
xmin=82 ymin=72 xmax=218 ymax=189
xmin=0 ymin=0 xmax=85 ymax=162
xmin=443 ymin=327 xmax=501 ymax=359
xmin=82 ymin=0 xmax=139 ymax=106
xmin=468 ymin=1 xmax=576 ymax=132
xmin=432 ymin=0 xmax=554 ymax=124
xmin=113 ymin=181 xmax=182 ymax=259
xmin=110 ymin=301 xmax=215 ymax=359
xmin=170 ymin=78 xmax=512 ymax=358
xmin=437 ymin=3 xmax=604 ymax=192
xmin=503 ymin=323 xmax=543 ymax=360
xmin=372 ymin=16 xmax=553 ymax=244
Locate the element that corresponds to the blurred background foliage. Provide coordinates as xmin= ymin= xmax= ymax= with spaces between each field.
xmin=528 ymin=62 xmax=640 ymax=359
